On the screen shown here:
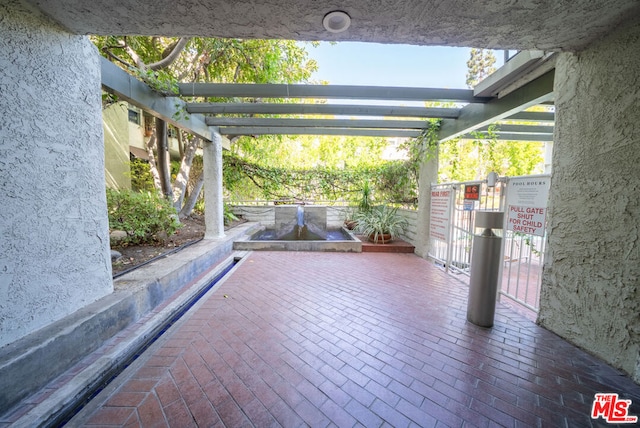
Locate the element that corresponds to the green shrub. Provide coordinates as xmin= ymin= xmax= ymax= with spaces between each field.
xmin=223 ymin=203 xmax=239 ymax=226
xmin=128 ymin=158 xmax=155 ymax=192
xmin=106 ymin=188 xmax=182 ymax=246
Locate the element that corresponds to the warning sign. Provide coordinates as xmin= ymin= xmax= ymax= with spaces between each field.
xmin=464 ymin=184 xmax=480 ymax=200
xmin=430 ymin=188 xmax=453 ymax=241
xmin=506 ymin=177 xmax=550 ymax=237
xmin=507 ymin=205 xmax=546 ymax=236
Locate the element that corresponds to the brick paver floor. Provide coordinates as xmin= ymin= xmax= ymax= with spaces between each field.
xmin=70 ymin=252 xmax=640 ymax=427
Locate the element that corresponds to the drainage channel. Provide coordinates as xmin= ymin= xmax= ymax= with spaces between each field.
xmin=47 ymin=254 xmax=245 ymax=427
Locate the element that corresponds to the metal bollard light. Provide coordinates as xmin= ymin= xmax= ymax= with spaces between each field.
xmin=466 ymin=210 xmax=504 ymax=328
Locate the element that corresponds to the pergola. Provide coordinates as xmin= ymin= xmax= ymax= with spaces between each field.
xmin=101 ymin=51 xmax=555 ymax=145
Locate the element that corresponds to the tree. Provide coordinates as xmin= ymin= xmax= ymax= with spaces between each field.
xmin=93 ymin=36 xmax=318 ymax=217
xmin=438 ymin=132 xmax=544 ymax=182
xmin=444 ymin=49 xmax=546 ymax=182
xmin=465 ymin=48 xmax=496 ymax=88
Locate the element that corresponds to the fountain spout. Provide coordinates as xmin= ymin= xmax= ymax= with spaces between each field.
xmin=296 ymin=205 xmax=304 ymax=239
xmin=274 ymin=204 xmax=326 ymax=241
xmin=296 ymin=205 xmax=304 ymax=227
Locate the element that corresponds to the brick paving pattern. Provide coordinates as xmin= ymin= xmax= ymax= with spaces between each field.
xmin=72 ymin=252 xmax=640 ymax=427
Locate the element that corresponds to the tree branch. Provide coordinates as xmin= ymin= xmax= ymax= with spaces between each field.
xmin=149 ymin=37 xmax=191 ymax=71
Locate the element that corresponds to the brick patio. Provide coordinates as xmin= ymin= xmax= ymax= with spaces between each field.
xmin=69 ymin=251 xmax=640 ymax=427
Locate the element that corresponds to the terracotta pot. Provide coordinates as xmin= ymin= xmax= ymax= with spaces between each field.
xmin=344 ymin=220 xmax=358 ymax=230
xmin=368 ymin=233 xmax=393 ymax=244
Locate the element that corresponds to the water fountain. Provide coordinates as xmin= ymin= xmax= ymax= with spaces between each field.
xmin=233 ymin=205 xmax=361 ymax=252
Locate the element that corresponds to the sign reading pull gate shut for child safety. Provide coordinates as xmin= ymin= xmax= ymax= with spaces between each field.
xmin=506 ymin=177 xmax=550 ymax=237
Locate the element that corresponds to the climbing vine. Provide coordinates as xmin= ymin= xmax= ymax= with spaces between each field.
xmin=223 ymin=152 xmax=416 ymax=204
xmin=223 ymin=120 xmax=441 ymax=205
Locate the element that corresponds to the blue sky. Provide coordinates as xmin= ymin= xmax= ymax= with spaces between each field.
xmin=305 ymin=42 xmax=503 ymax=89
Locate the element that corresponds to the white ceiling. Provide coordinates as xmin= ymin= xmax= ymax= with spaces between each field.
xmin=26 ymin=0 xmax=640 ymax=51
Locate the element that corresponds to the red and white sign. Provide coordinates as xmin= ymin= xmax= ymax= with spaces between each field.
xmin=507 ymin=205 xmax=546 ymax=236
xmin=506 ymin=177 xmax=550 ymax=237
xmin=430 ymin=188 xmax=453 ymax=242
xmin=591 ymin=393 xmax=638 ymax=424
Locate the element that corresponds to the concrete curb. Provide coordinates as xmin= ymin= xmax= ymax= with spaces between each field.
xmin=0 ymin=222 xmax=259 ymax=424
xmin=10 ymin=252 xmax=248 ymax=427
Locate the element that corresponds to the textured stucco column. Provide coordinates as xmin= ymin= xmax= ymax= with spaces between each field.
xmin=203 ymin=128 xmax=225 ymax=239
xmin=538 ymin=15 xmax=640 ymax=382
xmin=0 ymin=0 xmax=112 ymax=347
xmin=414 ymin=145 xmax=439 ymax=258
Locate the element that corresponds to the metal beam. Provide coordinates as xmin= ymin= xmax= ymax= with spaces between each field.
xmin=177 ymin=83 xmax=487 ymax=103
xmin=506 ymin=111 xmax=555 ymax=122
xmin=206 ymin=117 xmax=428 ymax=129
xmin=475 ymin=124 xmax=554 ymax=134
xmin=100 ymin=57 xmax=211 ymax=141
xmin=460 ymin=132 xmax=553 ymax=142
xmin=473 ymin=50 xmax=546 ymax=97
xmin=218 ymin=127 xmax=422 ymax=138
xmin=438 ymin=71 xmax=555 ymax=142
xmin=186 ymin=102 xmax=461 ymax=119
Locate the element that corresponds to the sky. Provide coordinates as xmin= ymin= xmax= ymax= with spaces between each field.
xmin=305 ymin=42 xmax=505 ymax=89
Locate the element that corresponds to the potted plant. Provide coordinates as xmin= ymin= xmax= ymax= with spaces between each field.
xmin=354 ymin=205 xmax=408 ymax=244
xmin=344 ymin=181 xmax=373 ymax=230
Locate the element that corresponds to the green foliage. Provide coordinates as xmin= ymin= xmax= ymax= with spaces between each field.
xmin=193 ymin=198 xmax=205 ymax=215
xmin=225 ymin=121 xmax=440 ymax=205
xmin=438 ymin=125 xmax=544 ymax=182
xmin=130 ymin=67 xmax=179 ymax=95
xmin=223 ymin=152 xmax=419 ymax=205
xmin=223 ymin=203 xmax=239 ymax=226
xmin=102 ymin=92 xmax=119 ymax=109
xmin=93 ymin=35 xmax=320 ymax=216
xmin=231 ymin=133 xmax=388 ymax=169
xmin=91 ymin=36 xmax=318 ymax=86
xmin=106 ymin=188 xmax=182 ymax=245
xmin=354 ymin=205 xmax=409 ymax=243
xmin=357 ymin=181 xmax=373 ymax=213
xmin=128 ymin=159 xmax=155 ymax=192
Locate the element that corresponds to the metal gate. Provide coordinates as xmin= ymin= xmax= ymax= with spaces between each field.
xmin=429 ymin=175 xmax=550 ymax=315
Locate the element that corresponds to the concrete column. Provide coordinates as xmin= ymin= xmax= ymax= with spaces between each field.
xmin=204 ymin=128 xmax=225 ymax=239
xmin=414 ymin=144 xmax=439 ymax=258
xmin=0 ymin=1 xmax=112 ymax=348
xmin=538 ymin=15 xmax=640 ymax=382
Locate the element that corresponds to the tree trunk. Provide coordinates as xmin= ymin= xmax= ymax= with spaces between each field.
xmin=179 ymin=170 xmax=205 ymax=219
xmin=144 ymin=127 xmax=163 ymax=192
xmin=172 ymin=136 xmax=199 ymax=211
xmin=155 ymin=118 xmax=173 ymax=200
xmin=177 ymin=129 xmax=185 ymax=159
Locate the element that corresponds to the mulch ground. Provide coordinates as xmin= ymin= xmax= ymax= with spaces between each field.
xmin=111 ymin=215 xmax=245 ymax=276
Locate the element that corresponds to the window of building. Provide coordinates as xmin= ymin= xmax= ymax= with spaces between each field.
xmin=128 ymin=108 xmax=141 ymax=125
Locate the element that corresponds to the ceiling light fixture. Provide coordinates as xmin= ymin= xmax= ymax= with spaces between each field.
xmin=323 ymin=11 xmax=351 ymax=33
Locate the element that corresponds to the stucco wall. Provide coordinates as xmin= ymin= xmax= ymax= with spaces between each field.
xmin=0 ymin=0 xmax=112 ymax=348
xmin=539 ymin=16 xmax=640 ymax=381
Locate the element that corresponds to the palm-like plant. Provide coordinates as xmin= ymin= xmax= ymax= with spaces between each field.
xmin=354 ymin=205 xmax=408 ymax=244
xmin=344 ymin=181 xmax=373 ymax=230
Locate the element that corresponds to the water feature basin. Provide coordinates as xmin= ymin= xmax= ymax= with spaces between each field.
xmin=233 ymin=205 xmax=362 ymax=252
xmin=233 ymin=226 xmax=362 ymax=252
